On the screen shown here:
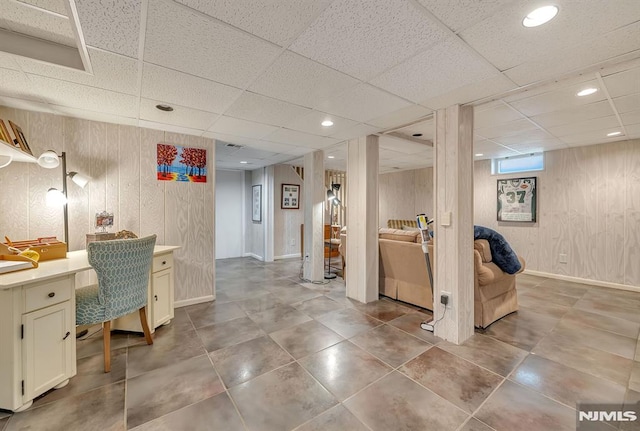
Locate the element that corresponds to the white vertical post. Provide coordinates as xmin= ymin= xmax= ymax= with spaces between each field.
xmin=346 ymin=135 xmax=379 ymax=303
xmin=263 ymin=165 xmax=274 ymax=262
xmin=433 ymin=105 xmax=475 ymax=344
xmin=303 ymin=151 xmax=325 ymax=281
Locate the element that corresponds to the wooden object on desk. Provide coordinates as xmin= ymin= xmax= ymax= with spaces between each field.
xmin=3 ymin=238 xmax=66 ymax=261
xmin=85 ymin=232 xmax=116 ymax=247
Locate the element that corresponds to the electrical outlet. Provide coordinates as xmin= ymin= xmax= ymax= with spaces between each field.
xmin=441 ymin=291 xmax=452 ymax=308
xmin=559 ymin=253 xmax=568 ymax=264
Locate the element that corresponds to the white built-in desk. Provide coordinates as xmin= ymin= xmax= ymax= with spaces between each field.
xmin=0 ymin=246 xmax=179 ymax=412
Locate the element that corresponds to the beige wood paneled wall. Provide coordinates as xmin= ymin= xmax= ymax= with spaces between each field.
xmin=0 ymin=107 xmax=215 ymax=304
xmin=379 ymin=139 xmax=640 ymax=288
xmin=274 ymin=164 xmax=304 ymax=258
xmin=379 ymin=167 xmax=434 ymax=227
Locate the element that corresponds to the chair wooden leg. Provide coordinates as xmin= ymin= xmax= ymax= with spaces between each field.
xmin=139 ymin=307 xmax=154 ymax=345
xmin=103 ymin=321 xmax=111 ymax=373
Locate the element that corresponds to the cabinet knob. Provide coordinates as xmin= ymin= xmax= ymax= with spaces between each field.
xmin=48 ymin=292 xmax=55 ymax=298
xmin=154 ymin=295 xmax=158 ymax=301
xmin=162 ymin=261 xmax=167 ymax=265
xmin=62 ymin=331 xmax=70 ymax=340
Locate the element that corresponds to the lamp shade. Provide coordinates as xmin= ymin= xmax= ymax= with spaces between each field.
xmin=46 ymin=188 xmax=67 ymax=205
xmin=69 ymin=171 xmax=89 ymax=188
xmin=37 ymin=150 xmax=60 ymax=169
xmin=327 ymin=189 xmax=336 ymax=201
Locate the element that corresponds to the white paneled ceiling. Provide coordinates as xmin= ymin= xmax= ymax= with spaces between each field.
xmin=0 ymin=0 xmax=638 ymax=172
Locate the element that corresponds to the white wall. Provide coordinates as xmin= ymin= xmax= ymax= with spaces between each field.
xmin=245 ymin=168 xmax=265 ymax=260
xmin=274 ymin=164 xmax=303 ymax=259
xmin=378 ymin=139 xmax=640 ymax=288
xmin=379 ymin=167 xmax=434 ymax=227
xmin=0 ymin=107 xmax=215 ymax=304
xmin=215 ymin=169 xmax=244 ymax=259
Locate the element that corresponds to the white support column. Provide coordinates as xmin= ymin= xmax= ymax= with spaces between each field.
xmin=433 ymin=105 xmax=474 ymax=344
xmin=303 ymin=151 xmax=325 ymax=281
xmin=346 ymin=135 xmax=379 ymax=303
xmin=263 ymin=165 xmax=275 ymax=262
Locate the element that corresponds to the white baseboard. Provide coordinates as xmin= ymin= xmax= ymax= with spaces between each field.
xmin=275 ymin=253 xmax=301 ymax=260
xmin=174 ymin=295 xmax=215 ymax=308
xmin=523 ymin=269 xmax=640 ymax=293
xmin=243 ymin=252 xmax=263 ymax=261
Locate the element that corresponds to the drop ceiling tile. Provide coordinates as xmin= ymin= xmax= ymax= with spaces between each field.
xmin=3 ymin=1 xmax=75 ymax=46
xmin=620 ymin=110 xmax=640 ymax=126
xmin=505 ymin=21 xmax=640 ymax=86
xmin=494 ymin=130 xmax=558 ymax=146
xmin=612 ymin=94 xmax=640 ymax=114
xmin=316 ymin=83 xmax=412 ymax=123
xmin=225 ymin=92 xmax=312 ymax=127
xmin=529 ymin=100 xmax=614 ymax=129
xmin=289 ymin=0 xmax=449 ymax=81
xmin=51 ymin=105 xmax=138 ymax=126
xmin=215 ymin=141 xmax=242 ymax=156
xmin=232 ymin=146 xmax=278 ymax=160
xmin=0 ymin=68 xmax=43 ymax=101
xmin=329 ymin=123 xmax=379 ymax=141
xmin=248 ymin=51 xmax=359 ymax=108
xmin=140 ymin=98 xmax=218 ymax=131
xmin=624 ymin=123 xmax=640 ymax=138
xmin=415 ymin=0 xmax=515 ymax=33
xmin=370 ymin=37 xmax=499 ymax=103
xmin=144 ymin=0 xmax=281 ymax=88
xmin=475 ymin=118 xmax=539 ymax=140
xmin=18 ymin=0 xmax=67 ymax=15
xmin=603 ymin=65 xmax=640 ymax=99
xmin=560 ymin=128 xmax=630 ymax=146
xmin=76 ymin=0 xmax=140 ymax=57
xmin=175 ymin=0 xmax=333 ymax=46
xmin=285 ymin=111 xmax=357 ymax=137
xmin=0 ymin=52 xmax=21 ymax=70
xmin=208 ymin=116 xmax=278 ymax=139
xmin=503 ymin=140 xmax=568 ymax=153
xmin=548 ymin=115 xmax=620 ymax=137
xmin=474 ymin=102 xmax=524 ymax=129
xmin=138 ymin=119 xmax=204 ymax=137
xmin=420 ymin=74 xmax=516 ymax=110
xmin=141 ymin=63 xmax=241 ymax=114
xmin=246 ymin=141 xmax=305 ymax=154
xmin=366 ymin=105 xmax=432 ymax=130
xmin=379 ymin=135 xmax=432 ymax=154
xmin=204 ymin=132 xmax=266 ymax=150
xmin=393 ymin=119 xmax=434 ymax=140
xmin=264 ymin=128 xmax=339 ymax=149
xmin=472 ymin=139 xmax=520 ymax=157
xmin=27 ymin=74 xmax=138 ymax=117
xmin=17 ymin=48 xmax=138 ymax=95
xmin=509 ymin=79 xmax=605 ymax=117
xmin=460 ymin=1 xmax=640 ymax=71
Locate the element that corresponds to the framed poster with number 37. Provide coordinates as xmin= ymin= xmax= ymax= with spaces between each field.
xmin=497 ymin=177 xmax=537 ymax=222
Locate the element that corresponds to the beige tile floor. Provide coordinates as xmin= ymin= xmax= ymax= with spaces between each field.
xmin=1 ymin=258 xmax=639 ymax=431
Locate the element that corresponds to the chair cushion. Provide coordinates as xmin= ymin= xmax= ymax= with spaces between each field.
xmin=379 ymin=228 xmax=420 ymax=243
xmin=474 ymin=239 xmax=492 ymax=263
xmin=76 ymin=284 xmax=106 ymax=325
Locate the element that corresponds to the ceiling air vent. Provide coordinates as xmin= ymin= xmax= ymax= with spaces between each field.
xmin=225 ymin=143 xmax=243 ymax=148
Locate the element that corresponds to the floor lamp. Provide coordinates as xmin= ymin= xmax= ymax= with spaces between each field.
xmin=37 ymin=151 xmax=89 ymax=251
xmin=324 ymin=184 xmax=341 ymax=279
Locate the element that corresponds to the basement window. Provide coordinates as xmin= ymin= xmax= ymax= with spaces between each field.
xmin=492 ymin=153 xmax=544 ymax=175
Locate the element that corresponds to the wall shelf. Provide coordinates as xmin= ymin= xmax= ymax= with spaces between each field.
xmin=0 ymin=139 xmax=36 ymax=164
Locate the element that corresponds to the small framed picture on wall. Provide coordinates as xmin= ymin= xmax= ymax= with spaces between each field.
xmin=281 ymin=184 xmax=300 ymax=209
xmin=252 ymin=185 xmax=262 ymax=222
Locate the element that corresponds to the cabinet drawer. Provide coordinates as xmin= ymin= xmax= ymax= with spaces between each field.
xmin=153 ymin=254 xmax=173 ymax=272
xmin=24 ymin=278 xmax=71 ymax=313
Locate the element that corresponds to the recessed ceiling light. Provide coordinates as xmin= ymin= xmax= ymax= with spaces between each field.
xmin=607 ymin=131 xmax=622 ymax=137
xmin=522 ymin=5 xmax=558 ymax=27
xmin=412 ymin=133 xmax=423 ymax=137
xmin=327 ymin=155 xmax=335 ymax=159
xmin=576 ymin=88 xmax=598 ymax=97
xmin=475 ymin=153 xmax=484 ymax=157
xmin=240 ymin=161 xmax=248 ymax=164
xmin=155 ymin=104 xmax=174 ymax=112
xmin=321 ymin=120 xmax=334 ymax=127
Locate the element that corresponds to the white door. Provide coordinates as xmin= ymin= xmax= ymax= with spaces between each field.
xmin=152 ymin=268 xmax=173 ymax=327
xmin=215 ymin=169 xmax=244 ymax=259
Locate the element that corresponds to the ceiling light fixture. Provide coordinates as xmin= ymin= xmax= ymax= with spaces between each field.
xmin=155 ymin=104 xmax=174 ymax=112
xmin=607 ymin=131 xmax=622 ymax=137
xmin=328 ymin=155 xmax=335 ymax=159
xmin=576 ymin=88 xmax=598 ymax=97
xmin=321 ymin=120 xmax=334 ymax=127
xmin=475 ymin=153 xmax=484 ymax=157
xmin=240 ymin=161 xmax=248 ymax=164
xmin=522 ymin=5 xmax=558 ymax=27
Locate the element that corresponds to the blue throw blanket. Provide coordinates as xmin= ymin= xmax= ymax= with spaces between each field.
xmin=474 ymin=226 xmax=522 ymax=274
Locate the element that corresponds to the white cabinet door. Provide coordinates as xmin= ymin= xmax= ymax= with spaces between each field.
xmin=151 ymin=268 xmax=173 ymax=327
xmin=22 ymin=301 xmax=74 ymax=400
